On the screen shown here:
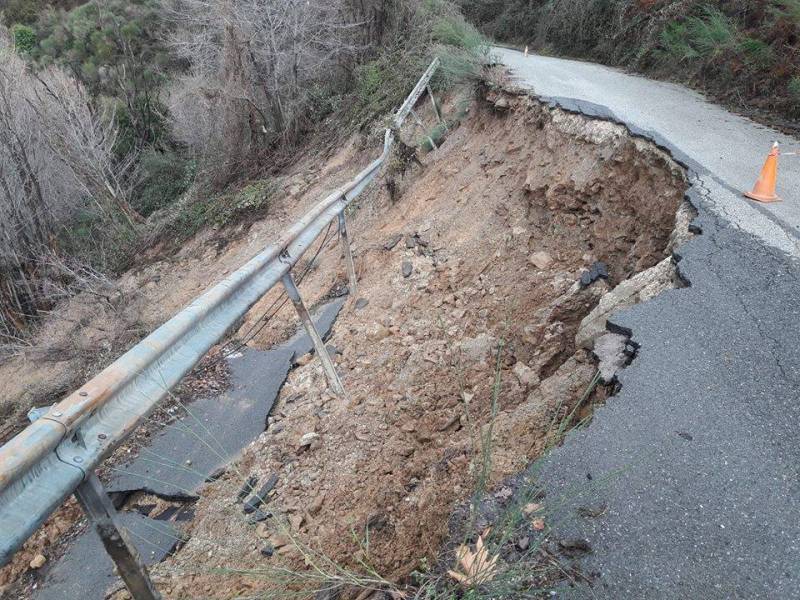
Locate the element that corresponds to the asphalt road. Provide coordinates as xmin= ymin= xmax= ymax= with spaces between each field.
xmin=496 ymin=49 xmax=800 ymax=598
xmin=495 ymin=48 xmax=800 ymax=259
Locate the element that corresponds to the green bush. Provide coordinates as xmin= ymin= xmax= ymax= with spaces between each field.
xmin=165 ymin=179 xmax=279 ymax=242
xmin=132 ymin=150 xmax=195 ymax=217
xmin=11 ymin=24 xmax=36 ymax=54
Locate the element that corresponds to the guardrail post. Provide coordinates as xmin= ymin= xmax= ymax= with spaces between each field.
xmin=426 ymin=85 xmax=448 ymax=131
xmin=74 ymin=474 xmax=161 ymax=600
xmin=410 ymin=108 xmax=437 ymax=150
xmin=338 ymin=211 xmax=358 ymax=297
xmin=281 ymin=273 xmax=346 ymax=396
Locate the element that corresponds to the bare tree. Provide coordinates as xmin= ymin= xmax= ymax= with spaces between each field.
xmin=0 ymin=31 xmax=133 ymax=342
xmin=162 ymin=0 xmax=365 ymax=185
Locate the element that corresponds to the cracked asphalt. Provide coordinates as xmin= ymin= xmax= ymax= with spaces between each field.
xmin=496 ymin=48 xmax=800 ymax=598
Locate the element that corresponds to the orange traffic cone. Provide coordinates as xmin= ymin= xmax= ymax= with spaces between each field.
xmin=744 ymin=142 xmax=781 ymax=203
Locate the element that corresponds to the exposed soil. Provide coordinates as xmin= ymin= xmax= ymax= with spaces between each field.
xmin=139 ymin=90 xmax=691 ymax=598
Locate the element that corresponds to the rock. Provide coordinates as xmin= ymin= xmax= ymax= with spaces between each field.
xmin=494 ymin=96 xmax=510 ymax=110
xmin=579 ymin=262 xmax=609 ymax=287
xmin=575 ymin=257 xmax=676 ymax=349
xmin=289 ymin=513 xmax=305 ymax=530
xmin=401 ymin=261 xmax=413 ymax=278
xmin=29 ymin=554 xmax=46 ymax=569
xmin=404 ymin=235 xmax=417 ymax=249
xmin=593 ymin=333 xmax=629 ymax=383
xmin=354 ymin=298 xmax=369 ymax=310
xmin=299 ymin=432 xmax=320 ymax=448
xmin=366 ymin=323 xmax=391 ymax=341
xmin=247 ymin=509 xmax=272 ymax=524
xmin=384 ymin=234 xmax=403 ymax=251
xmin=517 ymin=536 xmax=530 ymax=551
xmin=308 ymin=494 xmax=325 ymax=515
xmin=326 ymin=344 xmax=341 ymax=356
xmin=513 ymin=362 xmax=540 ymax=390
xmin=459 ymin=333 xmax=497 ymax=364
xmin=260 ymin=544 xmax=274 ymax=557
xmin=243 ymin=474 xmax=279 ymax=514
xmin=558 ymin=538 xmax=592 ymax=557
xmin=528 ymin=251 xmax=554 ymax=270
xmin=256 ymin=523 xmax=271 ymax=539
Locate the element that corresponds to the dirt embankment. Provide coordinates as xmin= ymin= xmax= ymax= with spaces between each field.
xmin=153 ymin=90 xmax=691 ymax=598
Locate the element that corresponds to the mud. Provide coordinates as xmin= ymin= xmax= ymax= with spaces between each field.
xmin=150 ymin=91 xmax=689 ymax=598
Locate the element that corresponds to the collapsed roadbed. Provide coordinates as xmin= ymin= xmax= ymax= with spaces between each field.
xmin=142 ymin=89 xmax=696 ymax=598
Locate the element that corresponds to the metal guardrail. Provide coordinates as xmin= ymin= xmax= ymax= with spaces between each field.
xmin=0 ymin=58 xmax=441 ymax=598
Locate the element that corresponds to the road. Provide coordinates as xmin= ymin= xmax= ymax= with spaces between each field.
xmin=496 ymin=48 xmax=800 ymax=598
xmin=496 ymin=48 xmax=800 ymax=258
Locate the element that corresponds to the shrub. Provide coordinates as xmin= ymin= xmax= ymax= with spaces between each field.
xmin=163 ymin=179 xmax=279 ymax=243
xmin=132 ymin=150 xmax=195 ymax=217
xmin=1 ymin=0 xmax=45 ymax=26
xmin=11 ymin=24 xmax=36 ymax=54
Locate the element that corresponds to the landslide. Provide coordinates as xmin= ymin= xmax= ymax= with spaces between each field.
xmin=157 ymin=89 xmax=692 ymax=599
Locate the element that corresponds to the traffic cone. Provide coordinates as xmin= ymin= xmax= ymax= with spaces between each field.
xmin=744 ymin=142 xmax=781 ymax=203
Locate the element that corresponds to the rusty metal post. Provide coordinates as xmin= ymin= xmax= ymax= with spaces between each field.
xmin=74 ymin=474 xmax=161 ymax=600
xmin=426 ymin=85 xmax=447 ymax=131
xmin=338 ymin=211 xmax=358 ymax=298
xmin=281 ymin=273 xmax=346 ymax=396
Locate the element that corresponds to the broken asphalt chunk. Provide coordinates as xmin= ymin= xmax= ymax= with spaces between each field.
xmin=243 ymin=474 xmax=278 ymax=514
xmin=237 ymin=476 xmax=258 ymax=503
xmin=579 ymin=261 xmax=609 ymax=287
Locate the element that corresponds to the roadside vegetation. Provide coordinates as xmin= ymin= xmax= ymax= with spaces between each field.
xmin=459 ymin=0 xmax=800 ymax=125
xmin=0 ymin=0 xmax=487 ymax=356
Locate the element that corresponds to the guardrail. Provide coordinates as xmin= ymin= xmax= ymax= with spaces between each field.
xmin=0 ymin=58 xmax=441 ymax=599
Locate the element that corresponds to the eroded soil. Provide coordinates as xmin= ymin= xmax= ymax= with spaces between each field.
xmin=144 ymin=92 xmax=691 ymax=598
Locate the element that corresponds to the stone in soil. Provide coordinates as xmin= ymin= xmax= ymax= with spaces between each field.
xmin=354 ymin=298 xmax=369 ymax=310
xmin=384 ymin=234 xmax=403 ymax=250
xmin=529 ymin=251 xmax=554 ymax=270
xmin=401 ymin=261 xmax=413 ymax=278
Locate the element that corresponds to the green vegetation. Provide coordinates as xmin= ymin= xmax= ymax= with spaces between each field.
xmin=10 ymin=24 xmax=35 ymax=53
xmin=353 ymin=0 xmax=487 ymax=123
xmin=164 ymin=179 xmax=279 ymax=244
xmin=460 ymin=0 xmax=800 ymax=120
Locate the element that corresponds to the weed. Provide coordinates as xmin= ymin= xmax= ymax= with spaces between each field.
xmin=419 ymin=122 xmax=449 ymax=152
xmin=788 ymin=76 xmax=800 ymax=101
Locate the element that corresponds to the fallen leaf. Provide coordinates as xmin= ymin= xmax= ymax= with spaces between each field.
xmin=447 ymin=534 xmax=500 ymax=588
xmin=532 ymin=518 xmax=545 ymax=531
